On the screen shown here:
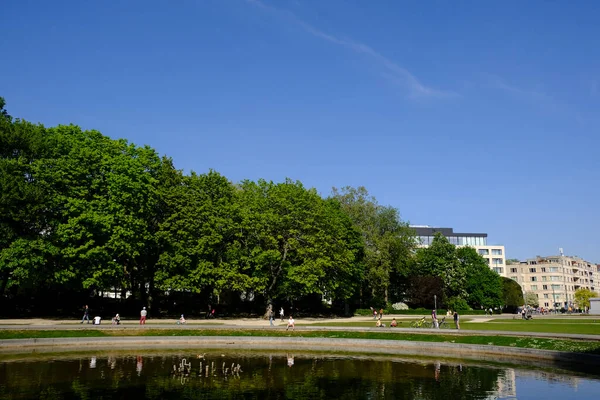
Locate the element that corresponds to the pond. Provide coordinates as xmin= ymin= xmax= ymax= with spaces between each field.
xmin=1 ymin=351 xmax=599 ymax=399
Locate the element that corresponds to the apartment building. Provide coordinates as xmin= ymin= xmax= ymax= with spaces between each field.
xmin=411 ymin=226 xmax=507 ymax=276
xmin=510 ymin=255 xmax=599 ymax=309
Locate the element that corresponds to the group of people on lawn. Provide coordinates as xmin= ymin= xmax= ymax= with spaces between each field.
xmin=371 ymin=307 xmax=460 ymax=329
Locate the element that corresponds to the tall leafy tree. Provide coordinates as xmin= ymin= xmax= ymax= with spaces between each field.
xmin=330 ymin=186 xmax=416 ymax=304
xmin=415 ymin=233 xmax=467 ymax=301
xmin=0 ymin=100 xmax=55 ymax=297
xmin=155 ymin=170 xmax=246 ymax=299
xmin=237 ymin=180 xmax=363 ymax=310
xmin=501 ymin=277 xmax=524 ymax=312
xmin=456 ymin=246 xmax=503 ymax=309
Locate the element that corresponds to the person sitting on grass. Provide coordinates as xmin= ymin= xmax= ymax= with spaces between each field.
xmin=286 ymin=316 xmax=295 ymax=331
xmin=390 ymin=318 xmax=397 ymax=327
xmin=178 ymin=314 xmax=186 ymax=324
xmin=112 ymin=314 xmax=120 ymax=325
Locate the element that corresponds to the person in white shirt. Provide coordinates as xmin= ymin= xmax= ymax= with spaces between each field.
xmin=286 ymin=316 xmax=295 ymax=331
xmin=140 ymin=307 xmax=147 ymax=325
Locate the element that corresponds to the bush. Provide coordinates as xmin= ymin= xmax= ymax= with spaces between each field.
xmin=446 ymin=297 xmax=471 ymax=311
xmin=391 ymin=302 xmax=409 ymax=311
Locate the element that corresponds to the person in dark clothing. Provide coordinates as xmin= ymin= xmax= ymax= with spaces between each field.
xmin=81 ymin=305 xmax=90 ymax=324
xmin=453 ymin=311 xmax=460 ymax=330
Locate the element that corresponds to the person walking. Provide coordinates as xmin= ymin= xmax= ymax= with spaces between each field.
xmin=81 ymin=305 xmax=90 ymax=324
xmin=279 ymin=307 xmax=285 ymax=322
xmin=140 ymin=307 xmax=147 ymax=325
xmin=453 ymin=311 xmax=460 ymax=330
xmin=269 ymin=309 xmax=274 ymax=326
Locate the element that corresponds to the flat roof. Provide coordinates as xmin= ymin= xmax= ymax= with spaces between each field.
xmin=411 ymin=226 xmax=487 ymax=238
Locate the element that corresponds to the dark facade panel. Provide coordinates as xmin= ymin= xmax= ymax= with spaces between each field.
xmin=412 ymin=227 xmax=487 ymax=238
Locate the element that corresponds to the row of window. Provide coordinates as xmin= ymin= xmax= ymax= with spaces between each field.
xmin=530 ymin=276 xmax=564 ymax=282
xmin=418 ymin=236 xmax=488 ymax=246
xmin=528 ymin=284 xmax=562 ymax=291
xmin=529 ymin=267 xmax=561 ymax=273
xmin=521 ymin=283 xmax=590 ymax=293
xmin=478 ymin=249 xmax=503 ymax=256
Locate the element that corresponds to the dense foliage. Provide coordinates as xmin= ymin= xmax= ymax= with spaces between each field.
xmin=574 ymin=288 xmax=598 ymax=309
xmin=0 ymin=98 xmax=506 ymax=317
xmin=501 ymin=277 xmax=524 ymax=313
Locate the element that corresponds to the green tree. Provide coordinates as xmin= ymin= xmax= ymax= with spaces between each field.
xmin=238 ymin=180 xmax=364 ymax=310
xmin=505 ymin=258 xmax=520 ymax=265
xmin=524 ymin=291 xmax=539 ymax=307
xmin=414 ymin=233 xmax=467 ymax=301
xmin=330 ymin=186 xmax=416 ymax=304
xmin=0 ymin=100 xmax=55 ymax=297
xmin=456 ymin=246 xmax=503 ymax=309
xmin=501 ymin=277 xmax=524 ymax=312
xmin=155 ymin=170 xmax=245 ymax=298
xmin=574 ymin=288 xmax=598 ymax=309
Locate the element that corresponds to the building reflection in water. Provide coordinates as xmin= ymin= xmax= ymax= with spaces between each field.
xmin=0 ymin=353 xmax=597 ymax=400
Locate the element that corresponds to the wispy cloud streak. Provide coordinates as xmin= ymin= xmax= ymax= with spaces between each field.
xmin=486 ymin=74 xmax=586 ymax=125
xmin=245 ymin=0 xmax=454 ymax=99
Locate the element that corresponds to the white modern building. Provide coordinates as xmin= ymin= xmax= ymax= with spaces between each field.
xmin=411 ymin=226 xmax=507 ymax=276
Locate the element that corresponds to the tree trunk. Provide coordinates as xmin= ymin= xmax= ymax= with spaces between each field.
xmin=0 ymin=272 xmax=8 ymax=298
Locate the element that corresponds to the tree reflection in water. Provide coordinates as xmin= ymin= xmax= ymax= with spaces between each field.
xmin=0 ymin=353 xmax=596 ymax=399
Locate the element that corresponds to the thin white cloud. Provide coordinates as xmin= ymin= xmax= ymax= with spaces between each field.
xmin=486 ymin=74 xmax=586 ymax=125
xmin=245 ymin=0 xmax=454 ymax=99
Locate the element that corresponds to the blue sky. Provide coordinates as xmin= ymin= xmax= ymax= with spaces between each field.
xmin=2 ymin=0 xmax=599 ymax=262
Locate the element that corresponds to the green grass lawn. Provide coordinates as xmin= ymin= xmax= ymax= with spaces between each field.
xmin=307 ymin=318 xmax=600 ymax=335
xmin=460 ymin=320 xmax=600 ymax=335
xmin=1 ymin=328 xmax=599 ymax=355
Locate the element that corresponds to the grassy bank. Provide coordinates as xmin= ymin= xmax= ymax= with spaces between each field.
xmin=1 ymin=329 xmax=600 ymax=355
xmin=308 ymin=318 xmax=600 ymax=335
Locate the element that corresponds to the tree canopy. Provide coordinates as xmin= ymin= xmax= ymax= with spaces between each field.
xmin=0 ymin=97 xmax=508 ymax=317
xmin=574 ymin=288 xmax=598 ymax=309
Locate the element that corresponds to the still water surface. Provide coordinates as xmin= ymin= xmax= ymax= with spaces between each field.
xmin=1 ymin=352 xmax=599 ymax=399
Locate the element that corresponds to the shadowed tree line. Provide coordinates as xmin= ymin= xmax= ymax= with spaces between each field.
xmin=0 ymin=98 xmax=511 ymax=317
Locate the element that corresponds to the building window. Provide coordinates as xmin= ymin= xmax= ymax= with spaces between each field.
xmin=493 ymin=267 xmax=503 ymax=274
xmin=544 ymin=302 xmax=549 ymax=307
xmin=551 ymin=284 xmax=561 ymax=290
xmin=510 ymin=268 xmax=518 ymax=273
xmin=511 ymin=276 xmax=517 ymax=281
xmin=478 ymin=249 xmax=489 ymax=256
xmin=492 ymin=258 xmax=503 ymax=265
xmin=542 ymin=276 xmax=547 ymax=281
xmin=529 ymin=268 xmax=537 ymax=273
xmin=543 ymin=294 xmax=549 ymax=298
xmin=541 ymin=267 xmax=546 ymax=272
xmin=530 ymin=277 xmax=537 ymax=282
xmin=549 ymin=267 xmax=559 ymax=272
xmin=491 ymin=249 xmax=503 ymax=255
xmin=551 ymin=276 xmax=561 ymax=281
xmin=543 ymin=285 xmax=548 ymax=290
xmin=531 ymin=285 xmax=538 ymax=290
